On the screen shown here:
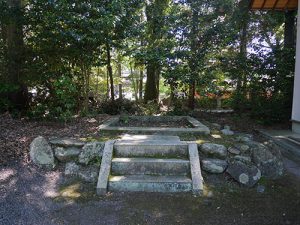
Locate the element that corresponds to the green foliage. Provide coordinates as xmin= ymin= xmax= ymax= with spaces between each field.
xmin=0 ymin=83 xmax=19 ymax=112
xmin=139 ymin=101 xmax=160 ymax=115
xmin=166 ymin=99 xmax=190 ymax=116
xmin=0 ymin=0 xmax=296 ymax=125
xmin=99 ymin=99 xmax=139 ymax=115
xmin=29 ymin=76 xmax=77 ymax=121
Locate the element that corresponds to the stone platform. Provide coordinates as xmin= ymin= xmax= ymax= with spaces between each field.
xmin=98 ymin=116 xmax=210 ymax=135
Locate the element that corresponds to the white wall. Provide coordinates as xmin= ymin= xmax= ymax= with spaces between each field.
xmin=292 ymin=0 xmax=300 ymax=133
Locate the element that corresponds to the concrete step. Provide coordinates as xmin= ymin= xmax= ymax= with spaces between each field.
xmin=111 ymin=158 xmax=190 ymax=176
xmin=121 ymin=134 xmax=180 ymax=142
xmin=108 ymin=175 xmax=192 ymax=193
xmin=287 ymin=136 xmax=300 ymax=146
xmin=114 ymin=140 xmax=188 ymax=158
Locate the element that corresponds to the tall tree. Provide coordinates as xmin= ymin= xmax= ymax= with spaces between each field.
xmin=4 ymin=0 xmax=28 ymax=110
xmin=144 ymin=0 xmax=170 ymax=102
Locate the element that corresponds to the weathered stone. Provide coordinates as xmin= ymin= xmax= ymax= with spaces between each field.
xmin=201 ymin=158 xmax=228 ymax=173
xmin=211 ymin=123 xmax=221 ymax=130
xmin=224 ymin=125 xmax=231 ymax=130
xmin=30 ymin=136 xmax=55 ymax=168
xmin=200 ymin=143 xmax=227 ymax=159
xmin=228 ymin=147 xmax=240 ymax=155
xmin=188 ymin=143 xmax=203 ymax=195
xmin=64 ymin=162 xmax=99 ymax=183
xmin=78 ymin=166 xmax=99 ymax=183
xmin=221 ymin=128 xmax=234 ymax=136
xmin=233 ymin=155 xmax=251 ymax=164
xmin=233 ymin=143 xmax=251 ymax=155
xmin=78 ymin=142 xmax=105 ymax=165
xmin=49 ymin=138 xmax=85 ymax=148
xmin=227 ymin=161 xmax=261 ymax=187
xmin=249 ymin=141 xmax=284 ymax=179
xmin=64 ymin=162 xmax=80 ymax=176
xmin=235 ymin=134 xmax=253 ymax=143
xmin=257 ymin=184 xmax=265 ymax=193
xmin=54 ymin=147 xmax=81 ymax=162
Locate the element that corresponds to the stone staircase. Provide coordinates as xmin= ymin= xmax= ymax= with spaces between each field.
xmin=258 ymin=130 xmax=300 ymax=163
xmin=96 ymin=135 xmax=203 ymax=195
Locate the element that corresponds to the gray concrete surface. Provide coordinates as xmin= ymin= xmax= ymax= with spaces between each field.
xmin=96 ymin=140 xmax=114 ymax=196
xmin=188 ymin=143 xmax=204 ymax=195
xmin=108 ymin=175 xmax=192 ymax=193
xmin=111 ymin=158 xmax=190 ymax=176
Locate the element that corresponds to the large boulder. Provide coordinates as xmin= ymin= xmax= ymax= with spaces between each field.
xmin=249 ymin=141 xmax=284 ymax=179
xmin=54 ymin=147 xmax=81 ymax=162
xmin=201 ymin=158 xmax=228 ymax=173
xmin=200 ymin=143 xmax=227 ymax=159
xmin=227 ymin=161 xmax=261 ymax=187
xmin=78 ymin=142 xmax=105 ymax=165
xmin=30 ymin=136 xmax=55 ymax=168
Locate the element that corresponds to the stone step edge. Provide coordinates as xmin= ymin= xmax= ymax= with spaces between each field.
xmin=112 ymin=158 xmax=190 ymax=163
xmin=109 ymin=175 xmax=192 ymax=183
xmin=114 ymin=140 xmax=188 ymax=146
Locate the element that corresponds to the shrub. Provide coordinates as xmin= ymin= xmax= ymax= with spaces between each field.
xmin=99 ymin=99 xmax=139 ymax=115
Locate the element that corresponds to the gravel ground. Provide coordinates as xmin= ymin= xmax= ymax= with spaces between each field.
xmin=1 ymin=161 xmax=300 ymax=225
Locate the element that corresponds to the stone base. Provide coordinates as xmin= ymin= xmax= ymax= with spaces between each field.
xmin=98 ymin=116 xmax=210 ymax=135
xmin=292 ymin=120 xmax=300 ymax=134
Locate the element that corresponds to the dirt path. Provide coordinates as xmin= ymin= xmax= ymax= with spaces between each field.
xmin=1 ymin=161 xmax=299 ymax=225
xmin=0 ymin=114 xmax=110 ymax=165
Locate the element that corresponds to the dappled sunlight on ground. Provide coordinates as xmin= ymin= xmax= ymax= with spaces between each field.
xmin=0 ymin=168 xmax=16 ymax=182
xmin=1 ymin=161 xmax=300 ymax=224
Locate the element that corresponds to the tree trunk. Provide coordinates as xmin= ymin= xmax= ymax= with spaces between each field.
xmin=118 ymin=61 xmax=122 ymax=100
xmin=187 ymin=5 xmax=198 ymax=110
xmin=234 ymin=0 xmax=250 ymax=112
xmin=144 ymin=62 xmax=158 ymax=102
xmin=106 ymin=69 xmax=109 ymax=99
xmin=5 ymin=0 xmax=28 ymax=110
xmin=130 ymin=65 xmax=138 ymax=101
xmin=83 ymin=66 xmax=90 ymax=112
xmin=106 ymin=42 xmax=114 ymax=101
xmin=188 ymin=81 xmax=195 ymax=110
xmin=169 ymin=82 xmax=175 ymax=106
xmin=139 ymin=68 xmax=143 ymax=100
xmin=284 ymin=10 xmax=296 ymax=49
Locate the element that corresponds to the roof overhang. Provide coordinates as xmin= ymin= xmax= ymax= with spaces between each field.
xmin=250 ymin=0 xmax=298 ymax=11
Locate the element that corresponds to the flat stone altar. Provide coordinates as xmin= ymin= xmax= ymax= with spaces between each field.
xmin=98 ymin=116 xmax=210 ymax=135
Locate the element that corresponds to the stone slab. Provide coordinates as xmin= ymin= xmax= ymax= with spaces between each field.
xmin=108 ymin=175 xmax=192 ymax=193
xmin=114 ymin=140 xmax=188 ymax=158
xmin=120 ymin=134 xmax=180 ymax=142
xmin=111 ymin=158 xmax=190 ymax=176
xmin=96 ymin=140 xmax=115 ymax=195
xmin=188 ymin=143 xmax=204 ymax=196
xmin=49 ymin=138 xmax=85 ymax=148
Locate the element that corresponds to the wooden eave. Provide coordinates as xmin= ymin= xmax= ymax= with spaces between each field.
xmin=250 ymin=0 xmax=298 ymax=11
